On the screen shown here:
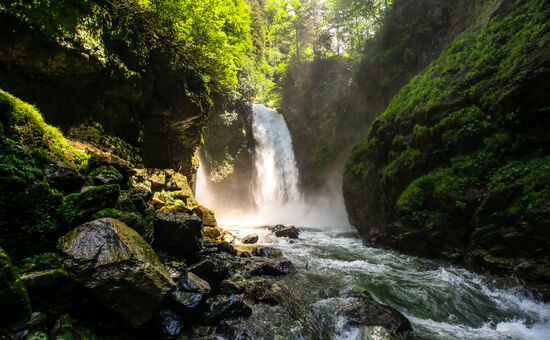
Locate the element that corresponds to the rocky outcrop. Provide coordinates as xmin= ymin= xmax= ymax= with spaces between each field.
xmin=0 ymin=11 xmax=208 ymax=180
xmin=59 ymin=218 xmax=175 ymax=327
xmin=0 ymin=247 xmax=32 ymax=332
xmin=199 ymin=98 xmax=256 ymax=211
xmin=344 ymin=0 xmax=550 ymax=286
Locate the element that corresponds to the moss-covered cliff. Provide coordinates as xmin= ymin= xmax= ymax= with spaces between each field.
xmin=344 ymin=0 xmax=550 ymax=286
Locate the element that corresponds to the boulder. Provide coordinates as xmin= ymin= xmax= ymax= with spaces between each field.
xmin=272 ymin=225 xmax=299 ymax=239
xmin=44 ymin=163 xmax=88 ymax=192
xmin=187 ymin=256 xmax=230 ymax=288
xmin=205 ymin=295 xmax=252 ymax=324
xmin=242 ymin=234 xmax=259 ymax=244
xmin=222 ymin=231 xmax=236 ymax=244
xmin=153 ymin=213 xmax=203 ymax=260
xmin=250 ymin=259 xmax=297 ymax=276
xmin=243 ymin=278 xmax=281 ymax=305
xmin=203 ymin=227 xmax=222 ymax=242
xmin=64 ymin=185 xmax=120 ymax=225
xmin=252 ymin=247 xmax=282 ymax=258
xmin=20 ymin=268 xmax=78 ymax=314
xmin=193 ymin=205 xmax=218 ymax=227
xmin=59 ymin=218 xmax=175 ymax=327
xmin=338 ymin=292 xmax=412 ymax=339
xmin=0 ymin=247 xmax=32 ymax=332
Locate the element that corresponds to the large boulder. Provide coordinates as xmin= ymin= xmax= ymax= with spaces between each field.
xmin=59 ymin=218 xmax=175 ymax=327
xmin=249 ymin=259 xmax=297 ymax=276
xmin=153 ymin=213 xmax=203 ymax=260
xmin=270 ymin=225 xmax=300 ymax=239
xmin=338 ymin=291 xmax=412 ymax=339
xmin=187 ymin=256 xmax=230 ymax=288
xmin=0 ymin=247 xmax=32 ymax=332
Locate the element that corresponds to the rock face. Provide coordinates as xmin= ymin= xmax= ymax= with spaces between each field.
xmin=200 ymin=99 xmax=256 ymax=211
xmin=0 ymin=11 xmax=209 ymax=181
xmin=343 ymin=0 xmax=550 ymax=286
xmin=339 ymin=292 xmax=412 ymax=339
xmin=153 ymin=213 xmax=203 ymax=260
xmin=59 ymin=218 xmax=175 ymax=327
xmin=0 ymin=247 xmax=32 ymax=332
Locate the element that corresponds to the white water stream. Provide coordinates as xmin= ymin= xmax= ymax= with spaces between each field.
xmin=195 ymin=103 xmax=550 ymax=339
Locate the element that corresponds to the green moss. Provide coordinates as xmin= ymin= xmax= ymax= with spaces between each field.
xmin=345 ymin=0 xmax=550 ymax=268
xmin=89 ymin=166 xmax=123 ymax=181
xmin=0 ymin=89 xmax=90 ymax=169
xmin=93 ymin=209 xmax=146 ymax=234
xmin=0 ymin=247 xmax=32 ymax=332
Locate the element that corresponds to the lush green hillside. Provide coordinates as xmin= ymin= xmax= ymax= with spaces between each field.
xmin=344 ymin=0 xmax=550 ymax=286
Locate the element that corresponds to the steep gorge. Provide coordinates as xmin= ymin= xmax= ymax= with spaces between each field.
xmin=343 ymin=0 xmax=550 ymax=288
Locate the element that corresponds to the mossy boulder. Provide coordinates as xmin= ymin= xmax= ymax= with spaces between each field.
xmin=20 ymin=267 xmax=78 ymax=315
xmin=93 ymin=208 xmax=146 ymax=235
xmin=0 ymin=247 xmax=32 ymax=332
xmin=63 ymin=184 xmax=120 ymax=226
xmin=59 ymin=218 xmax=175 ymax=327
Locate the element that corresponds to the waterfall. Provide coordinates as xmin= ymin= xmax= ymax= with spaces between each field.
xmin=196 ymin=103 xmax=349 ymax=227
xmin=251 ymin=104 xmax=302 ymax=206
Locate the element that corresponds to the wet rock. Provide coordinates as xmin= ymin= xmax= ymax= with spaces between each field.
xmin=242 ymin=234 xmax=259 ymax=244
xmin=205 ymin=295 xmax=252 ymax=324
xmin=0 ymin=247 xmax=32 ymax=332
xmin=222 ymin=231 xmax=236 ymax=244
xmin=193 ymin=205 xmax=218 ymax=227
xmin=244 ymin=278 xmax=281 ymax=305
xmin=250 ymin=259 xmax=297 ymax=276
xmin=217 ymin=319 xmax=252 ymax=340
xmin=338 ymin=291 xmax=412 ymax=339
xmin=362 ymin=326 xmax=401 ymax=340
xmin=203 ymin=226 xmax=222 ymax=242
xmin=44 ymin=163 xmax=88 ymax=192
xmin=59 ymin=218 xmax=175 ymax=327
xmin=20 ymin=268 xmax=78 ymax=314
xmin=219 ymin=278 xmax=246 ymax=295
xmin=153 ymin=213 xmax=203 ymax=260
xmin=216 ymin=241 xmax=238 ymax=256
xmin=187 ymin=256 xmax=230 ymax=288
xmin=252 ymin=247 xmax=283 ymax=258
xmin=272 ymin=225 xmax=300 ymax=239
xmin=155 ymin=309 xmax=184 ymax=339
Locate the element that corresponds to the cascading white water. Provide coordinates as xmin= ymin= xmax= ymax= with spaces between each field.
xmin=196 ymin=103 xmax=350 ymax=227
xmin=252 ymin=104 xmax=302 ymax=206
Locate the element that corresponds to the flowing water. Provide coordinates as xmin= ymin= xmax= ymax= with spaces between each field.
xmin=196 ymin=104 xmax=550 ymax=339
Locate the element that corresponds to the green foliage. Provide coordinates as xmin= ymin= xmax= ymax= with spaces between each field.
xmin=93 ymin=209 xmax=146 ymax=235
xmin=345 ymin=0 xmax=550 ymax=264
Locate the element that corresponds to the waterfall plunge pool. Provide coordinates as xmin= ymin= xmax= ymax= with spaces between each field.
xmin=196 ymin=103 xmax=550 ymax=339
